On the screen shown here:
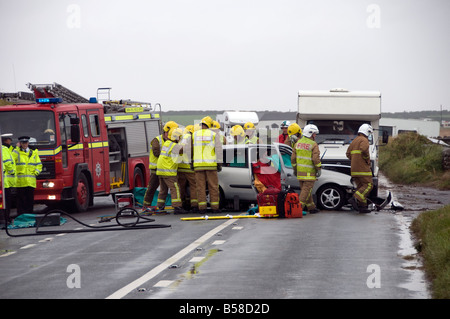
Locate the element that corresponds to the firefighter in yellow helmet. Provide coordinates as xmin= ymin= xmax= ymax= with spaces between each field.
xmin=143 ymin=120 xmax=179 ymax=208
xmin=230 ymin=125 xmax=247 ymax=144
xmin=156 ymin=127 xmax=187 ymax=214
xmin=211 ymin=120 xmax=226 ymax=145
xmin=286 ymin=123 xmax=302 ymax=147
xmin=192 ymin=116 xmax=223 ymax=214
xmin=244 ymin=122 xmax=259 ymax=144
xmin=12 ymin=136 xmax=42 ymax=215
xmin=177 ymin=125 xmax=199 ymax=213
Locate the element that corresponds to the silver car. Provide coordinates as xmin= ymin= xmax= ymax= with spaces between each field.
xmin=218 ymin=143 xmax=354 ymax=210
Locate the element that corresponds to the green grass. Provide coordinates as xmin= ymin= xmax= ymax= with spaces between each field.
xmin=411 ymin=205 xmax=450 ymax=299
xmin=379 ymin=132 xmax=449 ymax=189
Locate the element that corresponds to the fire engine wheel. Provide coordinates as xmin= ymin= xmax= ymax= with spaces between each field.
xmin=73 ymin=173 xmax=90 ymax=212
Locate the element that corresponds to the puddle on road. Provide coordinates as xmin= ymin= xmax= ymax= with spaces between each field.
xmin=378 ymin=172 xmax=435 ymax=298
xmin=394 ymin=213 xmax=430 ymax=298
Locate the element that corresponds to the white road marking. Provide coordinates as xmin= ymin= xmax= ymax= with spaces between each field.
xmin=189 ymin=256 xmax=205 ymax=263
xmin=0 ymin=251 xmax=16 ymax=257
xmin=106 ymin=218 xmax=235 ymax=299
xmin=153 ymin=280 xmax=174 ymax=288
xmin=212 ymin=240 xmax=226 ymax=245
xmin=20 ymin=244 xmax=36 ymax=250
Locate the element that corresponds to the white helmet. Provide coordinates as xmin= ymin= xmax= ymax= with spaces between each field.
xmin=303 ymin=124 xmax=319 ymax=138
xmin=358 ymin=124 xmax=373 ymax=137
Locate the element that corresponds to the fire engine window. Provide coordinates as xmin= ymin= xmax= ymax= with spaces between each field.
xmin=81 ymin=115 xmax=89 ymax=138
xmin=89 ymin=114 xmax=100 ymax=137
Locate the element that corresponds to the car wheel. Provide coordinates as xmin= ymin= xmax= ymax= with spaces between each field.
xmin=317 ymin=184 xmax=345 ymax=211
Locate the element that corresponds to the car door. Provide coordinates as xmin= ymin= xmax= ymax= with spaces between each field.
xmin=275 ymin=143 xmax=300 ymax=191
xmin=248 ymin=144 xmax=284 ymax=194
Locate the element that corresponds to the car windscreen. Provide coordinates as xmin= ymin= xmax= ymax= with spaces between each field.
xmin=308 ymin=120 xmax=372 ymax=145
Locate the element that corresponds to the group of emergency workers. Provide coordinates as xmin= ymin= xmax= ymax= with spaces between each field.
xmin=1 ymin=134 xmax=42 ymax=225
xmin=289 ymin=122 xmax=375 ymax=214
xmin=139 ymin=116 xmax=375 ymax=215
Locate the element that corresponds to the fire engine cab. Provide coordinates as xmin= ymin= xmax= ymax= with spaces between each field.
xmin=0 ymin=83 xmax=162 ymax=212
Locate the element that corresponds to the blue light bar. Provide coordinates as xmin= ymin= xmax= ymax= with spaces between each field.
xmin=36 ymin=97 xmax=62 ymax=104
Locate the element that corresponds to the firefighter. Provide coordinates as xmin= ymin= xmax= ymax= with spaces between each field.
xmin=156 ymin=127 xmax=187 ymax=214
xmin=143 ymin=121 xmax=178 ymax=207
xmin=12 ymin=136 xmax=42 ymax=215
xmin=286 ymin=123 xmax=302 ymax=147
xmin=192 ymin=116 xmax=223 ymax=214
xmin=1 ymin=133 xmax=16 ymax=224
xmin=177 ymin=125 xmax=199 ymax=213
xmin=211 ymin=121 xmax=226 ymax=145
xmin=291 ymin=124 xmax=321 ymax=214
xmin=278 ymin=121 xmax=290 ymax=144
xmin=230 ymin=125 xmax=247 ymax=144
xmin=244 ymin=122 xmax=259 ymax=144
xmin=346 ymin=124 xmax=374 ymax=214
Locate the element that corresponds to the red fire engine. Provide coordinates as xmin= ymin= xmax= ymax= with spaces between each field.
xmin=0 ymin=83 xmax=162 ymax=212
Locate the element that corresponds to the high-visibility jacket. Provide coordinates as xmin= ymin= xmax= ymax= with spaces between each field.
xmin=245 ymin=135 xmax=259 ymax=144
xmin=292 ymin=136 xmax=321 ymax=181
xmin=12 ymin=147 xmax=42 ymax=188
xmin=178 ymin=133 xmax=193 ymax=173
xmin=149 ymin=135 xmax=163 ymax=170
xmin=346 ymin=134 xmax=372 ymax=177
xmin=156 ymin=140 xmax=179 ymax=177
xmin=2 ymin=145 xmax=16 ymax=188
xmin=193 ymin=129 xmax=219 ymax=171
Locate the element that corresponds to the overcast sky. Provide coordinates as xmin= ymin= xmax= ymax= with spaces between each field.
xmin=1 ymin=0 xmax=449 ymax=113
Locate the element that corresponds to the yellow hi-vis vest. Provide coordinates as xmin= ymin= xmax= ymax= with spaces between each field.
xmin=12 ymin=147 xmax=42 ymax=188
xmin=178 ymin=133 xmax=193 ymax=173
xmin=149 ymin=135 xmax=163 ymax=170
xmin=193 ymin=129 xmax=217 ymax=170
xmin=2 ymin=145 xmax=16 ymax=188
xmin=294 ymin=136 xmax=321 ymax=181
xmin=156 ymin=140 xmax=179 ymax=177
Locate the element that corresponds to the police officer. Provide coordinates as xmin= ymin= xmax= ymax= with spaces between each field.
xmin=346 ymin=124 xmax=374 ymax=214
xmin=143 ymin=121 xmax=178 ymax=208
xmin=291 ymin=124 xmax=321 ymax=214
xmin=1 ymin=133 xmax=16 ymax=224
xmin=192 ymin=116 xmax=223 ymax=214
xmin=12 ymin=136 xmax=42 ymax=215
xmin=156 ymin=127 xmax=187 ymax=214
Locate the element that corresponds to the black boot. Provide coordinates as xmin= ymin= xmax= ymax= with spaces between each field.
xmin=174 ymin=207 xmax=188 ymax=215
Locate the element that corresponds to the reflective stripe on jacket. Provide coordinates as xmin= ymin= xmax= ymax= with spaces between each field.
xmin=193 ymin=129 xmax=218 ymax=170
xmin=157 ymin=140 xmax=179 ymax=177
xmin=292 ymin=136 xmax=321 ymax=181
xmin=346 ymin=134 xmax=372 ymax=177
xmin=178 ymin=133 xmax=193 ymax=173
xmin=12 ymin=147 xmax=42 ymax=188
xmin=2 ymin=145 xmax=16 ymax=188
xmin=149 ymin=135 xmax=163 ymax=170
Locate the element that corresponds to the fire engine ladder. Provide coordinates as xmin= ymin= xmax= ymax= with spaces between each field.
xmin=27 ymin=82 xmax=89 ymax=103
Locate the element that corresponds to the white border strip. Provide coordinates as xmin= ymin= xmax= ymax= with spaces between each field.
xmin=106 ymin=219 xmax=235 ymax=299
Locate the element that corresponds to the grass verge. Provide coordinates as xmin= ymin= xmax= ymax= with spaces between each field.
xmin=411 ymin=205 xmax=450 ymax=299
xmin=379 ymin=132 xmax=450 ymax=190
